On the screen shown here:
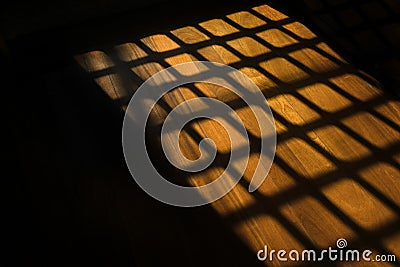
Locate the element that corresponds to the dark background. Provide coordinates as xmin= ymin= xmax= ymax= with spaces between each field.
xmin=3 ymin=0 xmax=399 ymax=266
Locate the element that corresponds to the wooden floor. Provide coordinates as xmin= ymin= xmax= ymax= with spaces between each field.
xmin=8 ymin=0 xmax=400 ymax=266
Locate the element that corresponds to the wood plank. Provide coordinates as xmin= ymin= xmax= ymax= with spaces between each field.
xmin=73 ymin=3 xmax=400 ymax=266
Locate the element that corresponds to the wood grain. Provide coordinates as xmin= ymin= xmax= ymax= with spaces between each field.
xmin=74 ymin=3 xmax=400 ymax=266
